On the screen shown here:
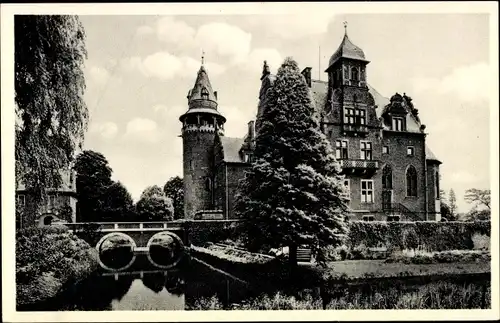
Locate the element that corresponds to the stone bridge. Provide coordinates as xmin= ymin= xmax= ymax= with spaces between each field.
xmin=64 ymin=219 xmax=241 ymax=271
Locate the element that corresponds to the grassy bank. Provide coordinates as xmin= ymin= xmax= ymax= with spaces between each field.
xmin=188 ymin=280 xmax=491 ymax=310
xmin=16 ymin=226 xmax=99 ymax=307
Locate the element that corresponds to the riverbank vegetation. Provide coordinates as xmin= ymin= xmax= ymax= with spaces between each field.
xmin=188 ymin=281 xmax=490 ymax=310
xmin=16 ymin=226 xmax=99 ymax=307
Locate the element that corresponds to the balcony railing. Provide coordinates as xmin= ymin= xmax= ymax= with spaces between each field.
xmin=339 ymin=159 xmax=379 ymax=170
xmin=342 ymin=124 xmax=369 ymax=134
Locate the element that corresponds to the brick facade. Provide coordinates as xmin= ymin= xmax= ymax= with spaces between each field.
xmin=15 ymin=168 xmax=78 ymax=228
xmin=181 ymin=30 xmax=442 ymax=222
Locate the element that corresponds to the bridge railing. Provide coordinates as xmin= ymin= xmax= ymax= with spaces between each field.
xmin=65 ymin=221 xmax=186 ymax=232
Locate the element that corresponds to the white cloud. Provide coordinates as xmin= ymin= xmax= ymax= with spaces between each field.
xmin=88 ymin=66 xmax=111 ymax=85
xmin=89 ymin=121 xmax=118 ymax=139
xmin=155 ymin=16 xmax=196 ymax=47
xmin=412 ymin=63 xmax=490 ymax=102
xmin=194 ymin=22 xmax=252 ymax=64
xmin=246 ymin=14 xmax=335 ymax=39
xmin=124 ymin=118 xmax=161 ymax=143
xmin=218 ymin=105 xmax=256 ymax=138
xmin=137 ymin=17 xmax=252 ymax=65
xmin=121 ymin=52 xmax=226 ymax=81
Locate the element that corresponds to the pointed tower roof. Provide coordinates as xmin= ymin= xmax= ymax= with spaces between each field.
xmin=325 ymin=23 xmax=369 ymax=71
xmin=187 ymin=65 xmax=218 ymax=106
xmin=180 ymin=58 xmax=225 ymax=123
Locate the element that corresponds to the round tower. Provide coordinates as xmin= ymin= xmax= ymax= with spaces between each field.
xmin=179 ymin=63 xmax=225 ymax=219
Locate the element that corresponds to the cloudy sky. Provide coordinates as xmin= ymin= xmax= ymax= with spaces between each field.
xmin=80 ymin=12 xmax=491 ymax=212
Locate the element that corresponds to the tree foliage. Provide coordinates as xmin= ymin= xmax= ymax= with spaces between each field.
xmin=74 ymin=150 xmax=134 ymax=222
xmin=448 ymin=189 xmax=457 ymax=216
xmin=163 ymin=176 xmax=184 ymax=219
xmin=464 ymin=189 xmax=491 ymax=210
xmin=464 ymin=188 xmax=491 ymax=221
xmin=15 ymin=15 xmax=88 ymax=202
xmin=136 ymin=185 xmax=174 ymax=221
xmin=235 ymin=57 xmax=349 ymax=265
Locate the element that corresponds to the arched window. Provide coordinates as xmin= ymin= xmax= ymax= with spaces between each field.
xmin=343 ymin=66 xmax=349 ymax=79
xmin=205 ymin=177 xmax=212 ymax=192
xmin=201 ymin=87 xmax=209 ymax=100
xmin=406 ymin=166 xmax=418 ymax=197
xmin=351 ymin=67 xmax=359 ymax=81
xmin=382 ymin=165 xmax=393 ymax=189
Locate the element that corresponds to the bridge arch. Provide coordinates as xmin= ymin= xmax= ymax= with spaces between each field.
xmin=96 ymin=232 xmax=137 ymax=271
xmin=146 ymin=231 xmax=185 ymax=269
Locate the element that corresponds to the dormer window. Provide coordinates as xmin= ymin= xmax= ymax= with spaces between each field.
xmin=201 ymin=87 xmax=209 ymax=100
xmin=392 ymin=117 xmax=406 ymax=131
xmin=351 ymin=67 xmax=359 ymax=81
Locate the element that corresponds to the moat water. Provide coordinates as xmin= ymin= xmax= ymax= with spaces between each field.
xmin=19 ymin=250 xmax=491 ymax=311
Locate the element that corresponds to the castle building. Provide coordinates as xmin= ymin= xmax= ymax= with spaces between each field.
xmin=15 ymin=168 xmax=78 ymax=228
xmin=180 ymin=28 xmax=442 ymax=222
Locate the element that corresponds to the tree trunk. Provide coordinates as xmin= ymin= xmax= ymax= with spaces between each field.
xmin=289 ymin=243 xmax=298 ymax=268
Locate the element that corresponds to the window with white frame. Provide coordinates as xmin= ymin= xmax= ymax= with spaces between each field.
xmin=344 ymin=108 xmax=355 ymax=124
xmin=361 ymin=180 xmax=374 ymax=203
xmin=382 ymin=146 xmax=389 ymax=154
xmin=407 ymin=146 xmax=415 ymax=156
xmin=360 ymin=141 xmax=372 ymax=160
xmin=17 ymin=194 xmax=26 ymax=207
xmin=392 ymin=117 xmax=405 ymax=131
xmin=355 ymin=109 xmax=366 ymax=125
xmin=335 ymin=140 xmax=348 ymax=159
xmin=342 ymin=179 xmax=351 ymax=200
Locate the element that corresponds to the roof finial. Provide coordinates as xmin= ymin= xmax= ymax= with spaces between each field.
xmin=201 ymin=49 xmax=205 ymax=66
xmin=343 ymin=21 xmax=348 ymax=36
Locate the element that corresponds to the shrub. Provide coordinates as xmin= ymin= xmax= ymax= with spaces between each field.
xmin=16 ymin=227 xmax=99 ymax=306
xmin=472 ymin=233 xmax=490 ymax=251
xmin=386 ymin=249 xmax=490 ymax=264
xmin=348 ymin=221 xmax=490 ymax=253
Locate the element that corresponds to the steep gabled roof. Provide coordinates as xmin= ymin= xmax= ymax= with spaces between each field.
xmin=220 ymin=136 xmax=246 ymax=164
xmin=426 ymin=145 xmax=442 ymax=164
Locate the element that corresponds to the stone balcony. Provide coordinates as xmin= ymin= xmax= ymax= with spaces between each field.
xmin=342 ymin=124 xmax=369 ymax=136
xmin=339 ymin=159 xmax=379 ymax=174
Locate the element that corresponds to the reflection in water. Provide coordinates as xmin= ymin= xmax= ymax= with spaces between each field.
xmin=19 ymin=252 xmax=491 ymax=311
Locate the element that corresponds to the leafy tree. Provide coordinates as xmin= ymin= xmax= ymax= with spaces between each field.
xmin=464 ymin=188 xmax=491 ymax=221
xmin=235 ymin=57 xmax=349 ymax=267
xmin=15 ymin=15 xmax=88 ymax=204
xmin=136 ymin=185 xmax=174 ymax=221
xmin=101 ymin=181 xmax=135 ymax=222
xmin=74 ymin=150 xmax=113 ymax=222
xmin=163 ymin=176 xmax=184 ymax=219
xmin=449 ymin=189 xmax=457 ymax=216
xmin=464 ymin=188 xmax=491 ymax=210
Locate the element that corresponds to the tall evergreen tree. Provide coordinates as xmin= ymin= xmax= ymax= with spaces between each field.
xmin=235 ymin=57 xmax=349 ymax=266
xmin=15 ymin=15 xmax=88 ymax=204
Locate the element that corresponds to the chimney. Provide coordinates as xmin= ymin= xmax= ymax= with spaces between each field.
xmin=214 ymin=91 xmax=218 ymax=100
xmin=301 ymin=67 xmax=312 ymax=88
xmin=248 ymin=120 xmax=255 ymax=140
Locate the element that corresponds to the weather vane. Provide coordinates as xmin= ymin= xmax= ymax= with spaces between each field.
xmin=201 ymin=49 xmax=205 ymax=66
xmin=343 ymin=21 xmax=348 ymax=34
